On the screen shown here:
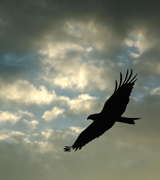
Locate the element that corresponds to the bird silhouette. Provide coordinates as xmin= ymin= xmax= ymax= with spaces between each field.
xmin=64 ymin=69 xmax=141 ymax=152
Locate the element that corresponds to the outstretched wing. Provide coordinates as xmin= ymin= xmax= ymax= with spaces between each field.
xmin=101 ymin=69 xmax=137 ymax=117
xmin=64 ymin=121 xmax=107 ymax=152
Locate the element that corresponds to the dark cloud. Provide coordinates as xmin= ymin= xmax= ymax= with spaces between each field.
xmin=0 ymin=0 xmax=61 ymax=53
xmin=1 ymin=0 xmax=160 ymax=55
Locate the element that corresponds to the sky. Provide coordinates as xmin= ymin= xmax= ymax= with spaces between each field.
xmin=0 ymin=0 xmax=160 ymax=179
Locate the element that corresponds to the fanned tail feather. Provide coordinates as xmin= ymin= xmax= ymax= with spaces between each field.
xmin=116 ymin=117 xmax=141 ymax=124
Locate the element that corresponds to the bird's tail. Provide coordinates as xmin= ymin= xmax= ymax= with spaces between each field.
xmin=116 ymin=117 xmax=141 ymax=125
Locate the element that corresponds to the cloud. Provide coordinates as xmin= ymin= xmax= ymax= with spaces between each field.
xmin=23 ymin=120 xmax=39 ymax=130
xmin=42 ymin=129 xmax=70 ymax=140
xmin=0 ymin=111 xmax=21 ymax=123
xmin=19 ymin=110 xmax=34 ymax=117
xmin=0 ymin=0 xmax=160 ymax=58
xmin=42 ymin=107 xmax=64 ymax=121
xmin=0 ymin=1 xmax=160 ymax=180
xmin=150 ymin=87 xmax=160 ymax=95
xmin=0 ymin=79 xmax=57 ymax=106
xmin=129 ymin=52 xmax=140 ymax=59
xmin=70 ymin=126 xmax=84 ymax=134
xmin=68 ymin=94 xmax=97 ymax=114
xmin=0 ymin=130 xmax=25 ymax=142
xmin=41 ymin=44 xmax=117 ymax=91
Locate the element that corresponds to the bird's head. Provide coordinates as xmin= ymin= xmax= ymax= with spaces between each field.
xmin=87 ymin=114 xmax=99 ymax=121
xmin=87 ymin=115 xmax=92 ymax=120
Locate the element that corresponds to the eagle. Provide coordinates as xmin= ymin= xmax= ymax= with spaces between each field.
xmin=64 ymin=69 xmax=141 ymax=152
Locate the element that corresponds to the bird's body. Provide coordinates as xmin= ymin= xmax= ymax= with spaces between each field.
xmin=64 ymin=70 xmax=141 ymax=152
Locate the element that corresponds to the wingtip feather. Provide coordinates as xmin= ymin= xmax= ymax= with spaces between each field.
xmin=118 ymin=72 xmax=123 ymax=88
xmin=125 ymin=69 xmax=133 ymax=84
xmin=64 ymin=146 xmax=73 ymax=152
xmin=114 ymin=80 xmax=118 ymax=92
xmin=128 ymin=74 xmax=137 ymax=84
xmin=122 ymin=69 xmax=129 ymax=84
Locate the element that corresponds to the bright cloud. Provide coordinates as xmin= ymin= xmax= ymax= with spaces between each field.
xmin=68 ymin=94 xmax=97 ymax=114
xmin=42 ymin=129 xmax=70 ymax=139
xmin=42 ymin=107 xmax=64 ymax=121
xmin=39 ymin=42 xmax=84 ymax=59
xmin=0 ymin=111 xmax=21 ymax=123
xmin=0 ymin=80 xmax=57 ymax=106
xmin=43 ymin=55 xmax=113 ymax=91
xmin=129 ymin=52 xmax=140 ymax=58
xmin=125 ymin=29 xmax=158 ymax=56
xmin=0 ymin=130 xmax=25 ymax=142
xmin=70 ymin=126 xmax=84 ymax=134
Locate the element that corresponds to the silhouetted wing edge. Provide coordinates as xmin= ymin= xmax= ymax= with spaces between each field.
xmin=64 ymin=122 xmax=106 ymax=152
xmin=101 ymin=69 xmax=137 ymax=115
xmin=114 ymin=69 xmax=137 ymax=92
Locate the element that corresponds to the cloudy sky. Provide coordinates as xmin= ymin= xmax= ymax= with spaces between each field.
xmin=0 ymin=0 xmax=160 ymax=179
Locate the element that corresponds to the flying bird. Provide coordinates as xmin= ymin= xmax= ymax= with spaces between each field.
xmin=64 ymin=69 xmax=141 ymax=152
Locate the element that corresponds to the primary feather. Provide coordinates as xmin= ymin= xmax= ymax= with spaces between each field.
xmin=64 ymin=69 xmax=140 ymax=152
